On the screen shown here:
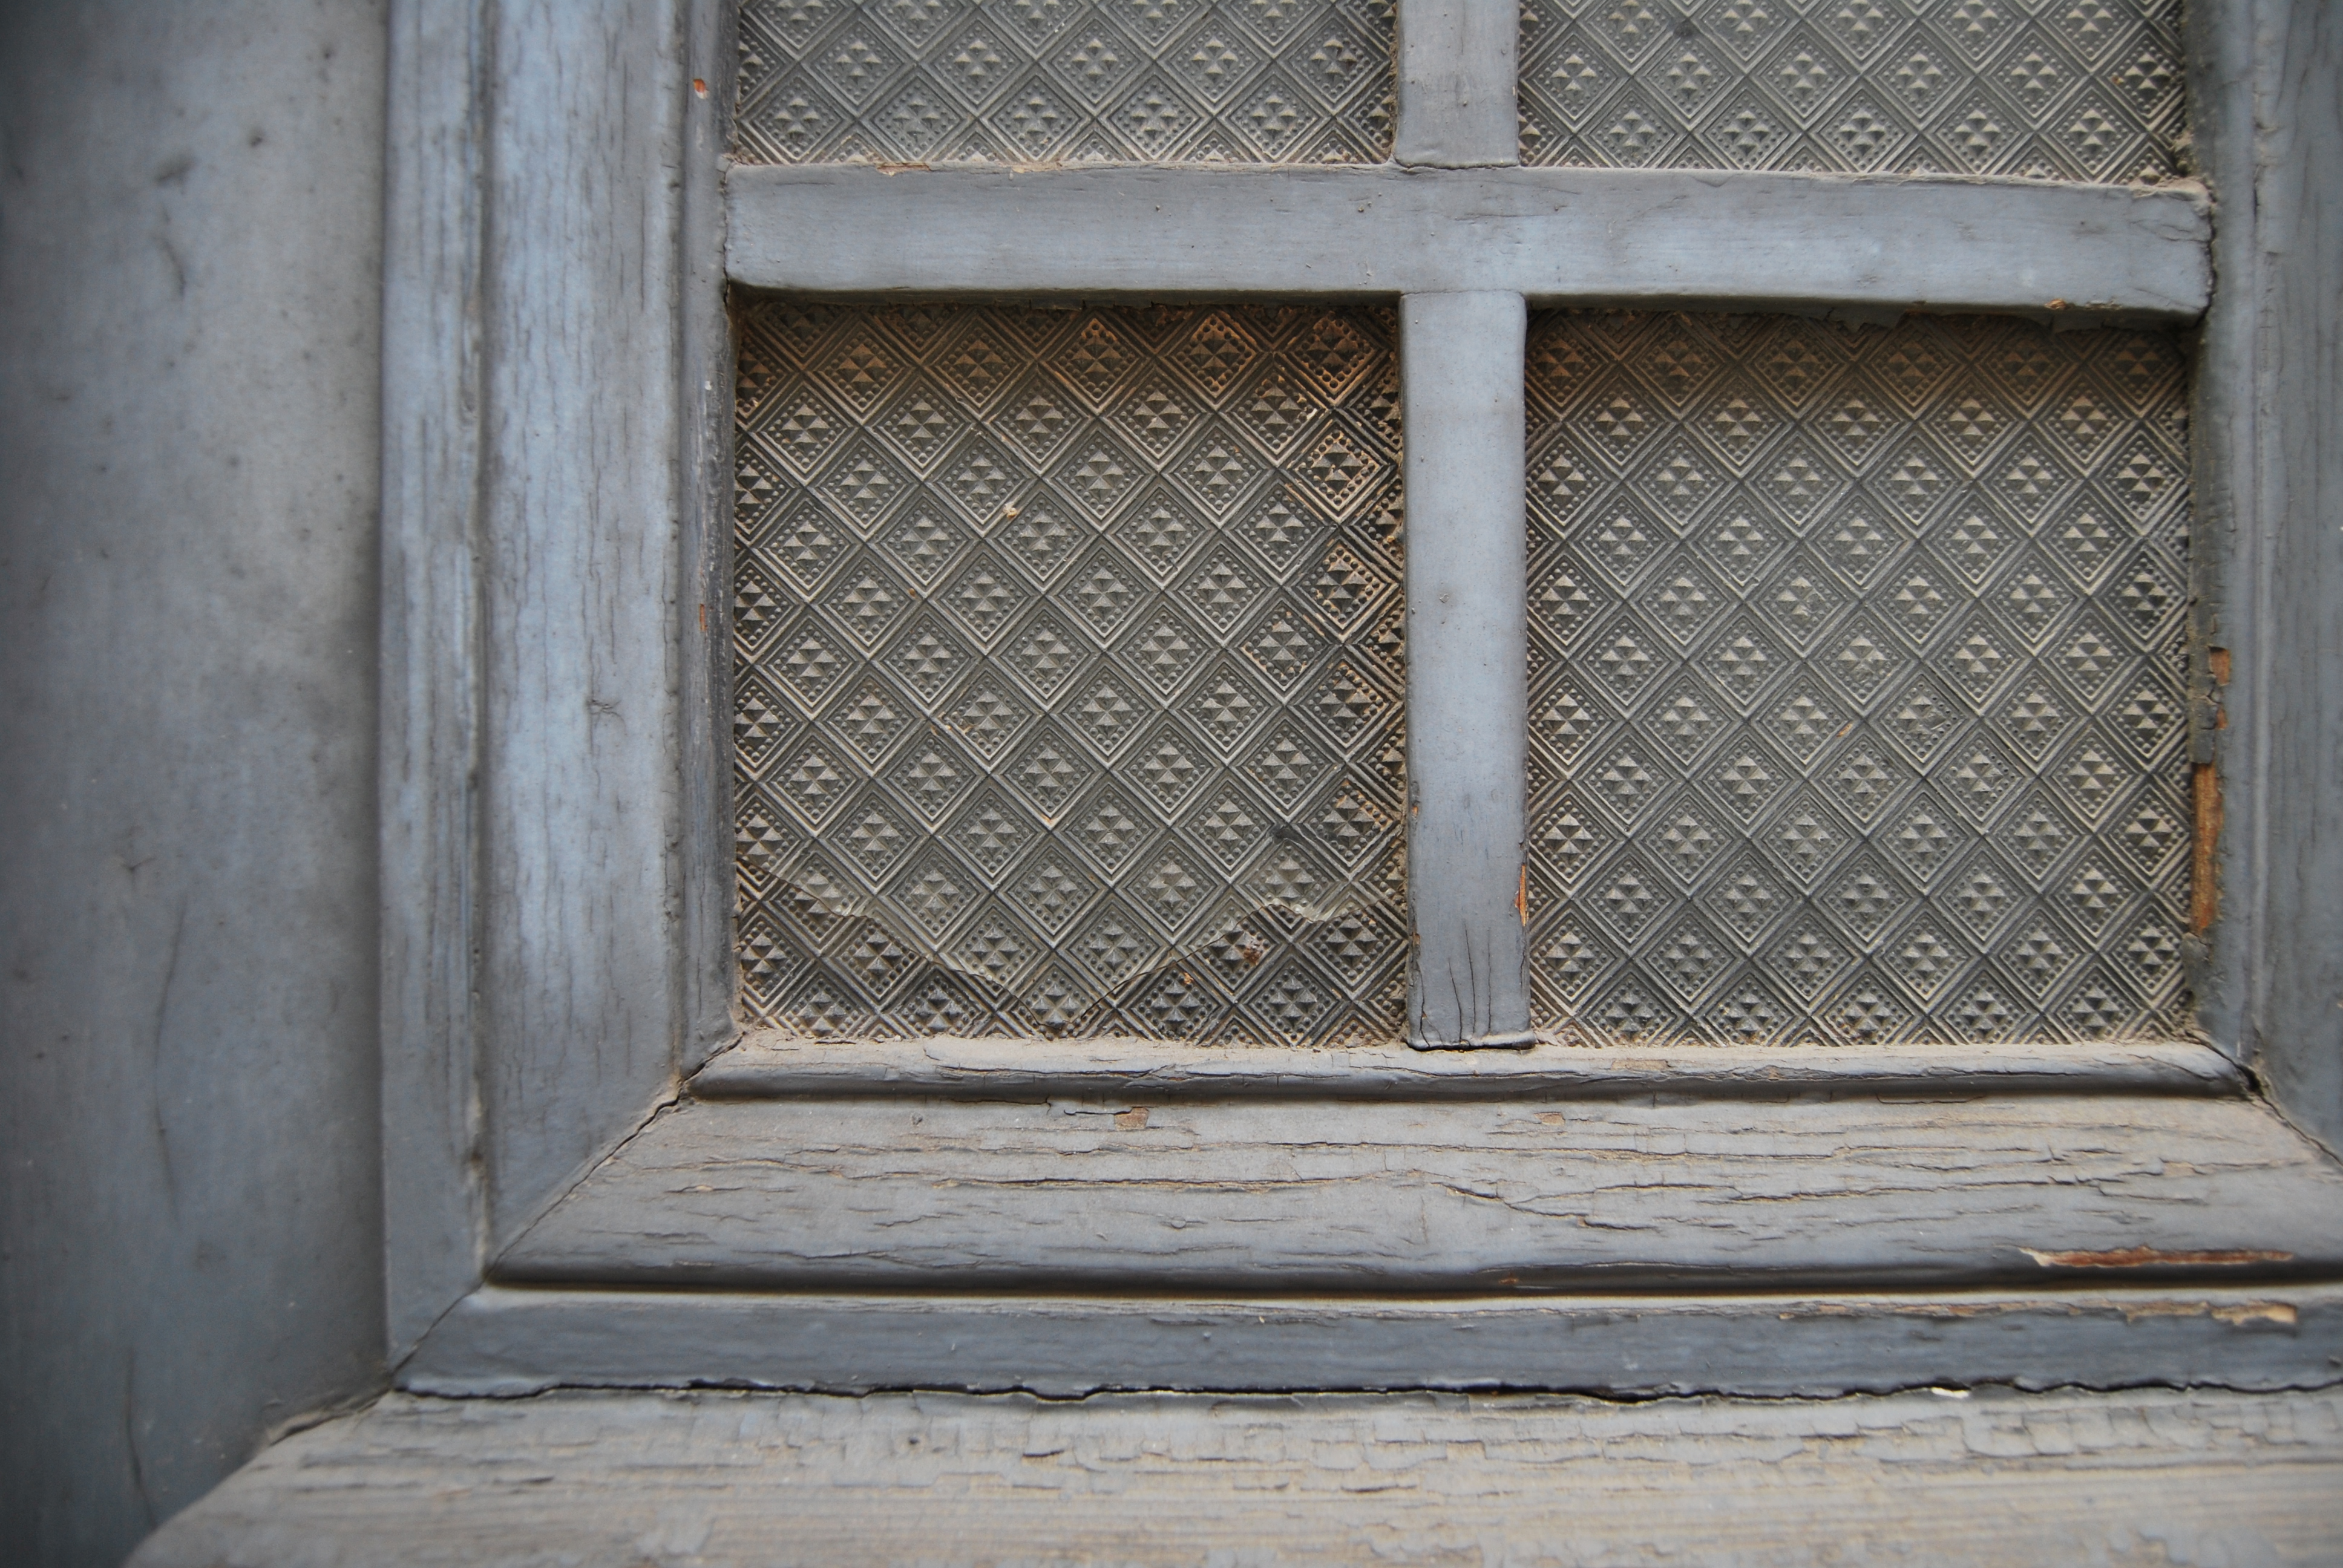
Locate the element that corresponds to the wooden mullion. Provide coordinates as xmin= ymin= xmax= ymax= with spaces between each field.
xmin=1394 ymin=0 xmax=1520 ymax=168
xmin=1401 ymin=292 xmax=1532 ymax=1048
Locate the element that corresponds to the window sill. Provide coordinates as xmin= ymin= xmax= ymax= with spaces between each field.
xmin=387 ymin=1034 xmax=2343 ymax=1397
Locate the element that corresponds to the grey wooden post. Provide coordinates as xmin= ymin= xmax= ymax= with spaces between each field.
xmin=1403 ymin=292 xmax=1532 ymax=1048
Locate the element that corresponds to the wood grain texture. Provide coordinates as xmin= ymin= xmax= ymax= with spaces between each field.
xmin=1403 ymin=294 xmax=1532 ymax=1047
xmin=677 ymin=0 xmax=741 ymax=1074
xmin=474 ymin=0 xmax=690 ymax=1247
xmin=493 ymin=1093 xmax=2343 ymax=1292
xmin=383 ymin=0 xmax=704 ymax=1351
xmin=690 ymin=1032 xmax=2249 ymax=1101
xmin=724 ymin=164 xmax=2212 ymax=318
xmin=381 ymin=0 xmax=491 ymax=1357
xmin=407 ymin=1283 xmax=2343 ymax=1399
xmin=1394 ymin=0 xmax=1517 ymax=168
xmin=2218 ymin=2 xmax=2343 ymax=1153
xmin=133 ymin=1386 xmax=2343 ymax=1567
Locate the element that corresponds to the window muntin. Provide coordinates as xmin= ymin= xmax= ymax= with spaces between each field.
xmin=733 ymin=300 xmax=1407 ymax=1042
xmin=735 ymin=0 xmax=1397 ymax=165
xmin=1524 ymin=311 xmax=2192 ymax=1043
xmin=1515 ymin=0 xmax=2186 ymax=183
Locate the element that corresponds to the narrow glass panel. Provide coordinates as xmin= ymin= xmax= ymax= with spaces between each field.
xmin=734 ymin=301 xmax=1406 ymax=1042
xmin=1517 ymin=0 xmax=2185 ymax=183
xmin=735 ymin=0 xmax=1397 ymax=165
xmin=1524 ymin=312 xmax=2191 ymax=1043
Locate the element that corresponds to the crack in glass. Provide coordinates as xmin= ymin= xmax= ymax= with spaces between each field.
xmin=1525 ymin=311 xmax=2191 ymax=1043
xmin=736 ymin=0 xmax=1395 ymax=165
xmin=1518 ymin=0 xmax=2185 ymax=183
xmin=736 ymin=300 xmax=1406 ymax=1042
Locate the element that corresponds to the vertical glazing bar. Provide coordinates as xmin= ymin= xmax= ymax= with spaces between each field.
xmin=1394 ymin=0 xmax=1520 ymax=168
xmin=1403 ymin=292 xmax=1532 ymax=1047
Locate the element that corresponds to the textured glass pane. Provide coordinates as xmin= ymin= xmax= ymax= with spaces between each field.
xmin=1524 ymin=312 xmax=2191 ymax=1043
xmin=736 ymin=0 xmax=1395 ymax=165
xmin=1518 ymin=0 xmax=2185 ymax=183
xmin=735 ymin=301 xmax=1406 ymax=1042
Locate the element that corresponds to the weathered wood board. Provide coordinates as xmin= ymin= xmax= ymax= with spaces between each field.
xmin=133 ymin=1387 xmax=2343 ymax=1567
xmin=496 ymin=1090 xmax=2343 ymax=1291
xmin=405 ymin=1282 xmax=2343 ymax=1400
xmin=693 ymin=1034 xmax=2247 ymax=1100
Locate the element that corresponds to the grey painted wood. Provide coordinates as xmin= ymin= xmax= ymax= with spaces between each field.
xmin=407 ymin=1285 xmax=2343 ymax=1399
xmin=1394 ymin=0 xmax=1517 ymax=169
xmin=381 ymin=0 xmax=490 ymax=1363
xmin=0 ymin=7 xmax=393 ymax=1563
xmin=692 ymin=1031 xmax=2246 ymax=1102
xmin=2181 ymin=0 xmax=2253 ymax=1062
xmin=724 ymin=165 xmax=2212 ymax=318
xmin=131 ymin=1386 xmax=2343 ymax=1568
xmin=677 ymin=0 xmax=741 ymax=1073
xmin=492 ymin=1093 xmax=2343 ymax=1293
xmin=382 ymin=0 xmax=702 ymax=1353
xmin=473 ymin=0 xmax=689 ymax=1248
xmin=2198 ymin=3 xmax=2343 ymax=1154
xmin=1403 ymin=294 xmax=1531 ymax=1047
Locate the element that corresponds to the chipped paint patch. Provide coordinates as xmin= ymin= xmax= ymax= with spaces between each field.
xmin=2192 ymin=762 xmax=2223 ymax=932
xmin=2024 ymin=1246 xmax=2292 ymax=1270
xmin=2214 ymin=1302 xmax=2299 ymax=1327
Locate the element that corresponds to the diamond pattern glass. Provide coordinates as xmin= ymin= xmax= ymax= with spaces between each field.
xmin=736 ymin=301 xmax=1406 ymax=1042
xmin=1518 ymin=0 xmax=2185 ymax=183
xmin=735 ymin=0 xmax=1395 ymax=165
xmin=1525 ymin=311 xmax=2191 ymax=1042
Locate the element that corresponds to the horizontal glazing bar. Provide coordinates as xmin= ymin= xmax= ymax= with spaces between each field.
xmin=726 ymin=164 xmax=2210 ymax=319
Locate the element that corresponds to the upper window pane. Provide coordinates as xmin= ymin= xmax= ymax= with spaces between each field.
xmin=1516 ymin=1 xmax=2185 ymax=183
xmin=1524 ymin=312 xmax=2191 ymax=1044
xmin=733 ymin=301 xmax=1406 ymax=1042
xmin=736 ymin=1 xmax=1397 ymax=165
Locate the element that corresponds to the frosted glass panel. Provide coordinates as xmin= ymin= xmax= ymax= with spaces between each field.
xmin=734 ymin=301 xmax=1406 ymax=1042
xmin=1524 ymin=312 xmax=2191 ymax=1043
xmin=736 ymin=0 xmax=1395 ymax=165
xmin=1518 ymin=0 xmax=2185 ymax=183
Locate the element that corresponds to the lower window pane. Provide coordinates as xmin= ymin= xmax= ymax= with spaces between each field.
xmin=1524 ymin=312 xmax=2191 ymax=1044
xmin=733 ymin=301 xmax=1406 ymax=1042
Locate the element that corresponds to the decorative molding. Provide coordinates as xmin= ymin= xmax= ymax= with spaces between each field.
xmin=405 ymin=1282 xmax=2343 ymax=1399
xmin=380 ymin=0 xmax=705 ymax=1358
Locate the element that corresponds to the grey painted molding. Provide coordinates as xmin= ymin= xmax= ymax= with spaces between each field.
xmin=404 ymin=1283 xmax=2343 ymax=1399
xmin=2188 ymin=2 xmax=2343 ymax=1151
xmin=724 ymin=165 xmax=2212 ymax=318
xmin=1394 ymin=0 xmax=1518 ymax=169
xmin=381 ymin=0 xmax=701 ymax=1358
xmin=690 ymin=1033 xmax=2247 ymax=1101
xmin=380 ymin=0 xmax=490 ymax=1359
xmin=1403 ymin=293 xmax=1531 ymax=1047
xmin=677 ymin=0 xmax=740 ymax=1074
